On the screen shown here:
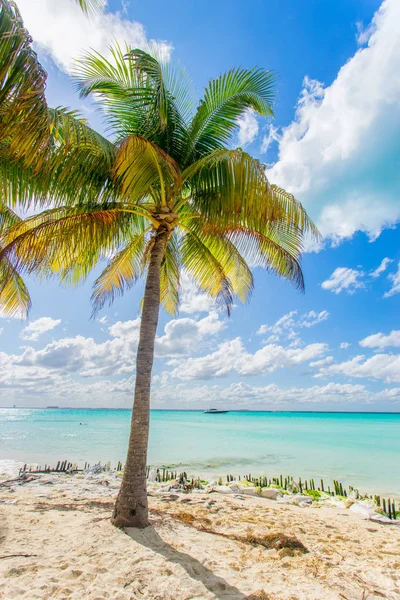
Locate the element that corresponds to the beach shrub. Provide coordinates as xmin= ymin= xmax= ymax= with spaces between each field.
xmin=305 ymin=490 xmax=321 ymax=499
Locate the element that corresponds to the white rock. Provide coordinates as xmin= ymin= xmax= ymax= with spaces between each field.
xmin=370 ymin=513 xmax=400 ymax=525
xmin=277 ymin=496 xmax=292 ymax=504
xmin=330 ymin=498 xmax=346 ymax=509
xmin=207 ymin=479 xmax=218 ymax=487
xmin=350 ymin=503 xmax=376 ymax=518
xmin=260 ymin=488 xmax=280 ymax=500
xmin=293 ymin=495 xmax=312 ymax=504
xmin=216 ymin=485 xmax=234 ymax=494
xmin=237 ymin=487 xmax=255 ymax=496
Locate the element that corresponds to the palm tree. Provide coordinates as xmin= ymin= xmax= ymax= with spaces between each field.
xmin=1 ymin=45 xmax=318 ymax=528
xmin=0 ymin=0 xmax=104 ymax=316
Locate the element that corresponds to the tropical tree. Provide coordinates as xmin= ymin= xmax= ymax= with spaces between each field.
xmin=1 ymin=44 xmax=318 ymax=528
xmin=0 ymin=0 xmax=103 ymax=315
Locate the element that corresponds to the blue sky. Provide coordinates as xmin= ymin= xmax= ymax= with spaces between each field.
xmin=0 ymin=0 xmax=399 ymax=410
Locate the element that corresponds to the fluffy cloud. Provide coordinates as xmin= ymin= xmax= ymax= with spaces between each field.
xmin=322 ymin=260 xmax=398 ymax=295
xmin=170 ymin=337 xmax=327 ymax=380
xmin=8 ymin=312 xmax=224 ymax=380
xmin=179 ymin=274 xmax=216 ymax=314
xmin=360 ymin=330 xmax=400 ymax=349
xmin=17 ymin=0 xmax=171 ymax=73
xmin=266 ymin=0 xmax=400 ymax=243
xmin=220 ymin=381 xmax=399 ymax=407
xmin=316 ymin=353 xmax=400 ymax=384
xmin=237 ymin=109 xmax=259 ymax=147
xmin=383 ymin=261 xmax=400 ymax=298
xmin=20 ymin=317 xmax=62 ymax=341
xmin=340 ymin=342 xmax=351 ymax=349
xmin=321 ymin=267 xmax=364 ymax=294
xmin=156 ymin=312 xmax=223 ymax=357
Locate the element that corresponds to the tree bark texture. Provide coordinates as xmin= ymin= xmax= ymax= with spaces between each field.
xmin=112 ymin=227 xmax=169 ymax=528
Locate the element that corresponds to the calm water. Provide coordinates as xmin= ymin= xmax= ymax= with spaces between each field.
xmin=0 ymin=409 xmax=399 ymax=497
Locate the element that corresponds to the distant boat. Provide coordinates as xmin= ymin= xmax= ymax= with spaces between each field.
xmin=203 ymin=408 xmax=229 ymax=414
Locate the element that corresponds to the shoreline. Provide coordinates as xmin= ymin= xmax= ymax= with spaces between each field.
xmin=1 ymin=468 xmax=399 ymax=599
xmin=2 ymin=458 xmax=400 ymax=503
xmin=3 ymin=460 xmax=400 ymax=521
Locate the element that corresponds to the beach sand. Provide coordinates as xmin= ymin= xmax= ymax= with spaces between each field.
xmin=1 ymin=473 xmax=399 ymax=599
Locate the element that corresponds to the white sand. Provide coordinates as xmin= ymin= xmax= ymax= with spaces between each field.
xmin=0 ymin=473 xmax=399 ymax=599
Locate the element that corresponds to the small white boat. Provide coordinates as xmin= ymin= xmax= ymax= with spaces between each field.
xmin=203 ymin=408 xmax=229 ymax=414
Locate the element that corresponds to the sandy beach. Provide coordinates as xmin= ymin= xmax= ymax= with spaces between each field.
xmin=1 ymin=470 xmax=399 ymax=600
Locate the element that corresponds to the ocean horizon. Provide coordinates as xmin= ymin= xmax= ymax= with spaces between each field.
xmin=1 ymin=408 xmax=399 ymax=498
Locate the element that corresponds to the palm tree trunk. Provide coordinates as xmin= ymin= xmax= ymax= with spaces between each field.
xmin=111 ymin=227 xmax=169 ymax=528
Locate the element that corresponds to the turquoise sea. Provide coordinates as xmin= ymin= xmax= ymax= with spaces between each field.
xmin=1 ymin=409 xmax=399 ymax=497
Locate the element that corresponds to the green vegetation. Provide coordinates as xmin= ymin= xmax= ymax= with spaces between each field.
xmin=304 ymin=490 xmax=321 ymax=499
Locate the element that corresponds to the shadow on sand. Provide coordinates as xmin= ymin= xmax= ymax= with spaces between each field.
xmin=126 ymin=525 xmax=250 ymax=599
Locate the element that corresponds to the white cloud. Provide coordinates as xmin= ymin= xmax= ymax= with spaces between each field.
xmin=383 ymin=261 xmax=400 ymax=298
xmin=340 ymin=342 xmax=351 ymax=349
xmin=260 ymin=124 xmax=280 ymax=154
xmin=17 ymin=0 xmax=172 ymax=74
xmin=20 ymin=317 xmax=61 ymax=341
xmin=355 ymin=20 xmax=377 ymax=46
xmin=322 ymin=259 xmax=396 ymax=295
xmin=360 ymin=330 xmax=400 ymax=349
xmin=170 ymin=337 xmax=327 ymax=380
xmin=109 ymin=318 xmax=141 ymax=343
xmin=257 ymin=309 xmax=329 ymax=340
xmin=237 ymin=109 xmax=259 ymax=147
xmin=221 ymin=381 xmax=398 ymax=407
xmin=8 ymin=313 xmax=224 ymax=380
xmin=299 ymin=310 xmax=329 ymax=328
xmin=316 ymin=353 xmax=400 ymax=384
xmin=370 ymin=257 xmax=392 ymax=278
xmin=266 ymin=0 xmax=400 ymax=243
xmin=156 ymin=312 xmax=223 ymax=357
xmin=321 ymin=267 xmax=364 ymax=294
xmin=2 ymin=318 xmax=399 ymax=409
xmin=179 ymin=274 xmax=216 ymax=314
xmin=309 ymin=356 xmax=334 ymax=368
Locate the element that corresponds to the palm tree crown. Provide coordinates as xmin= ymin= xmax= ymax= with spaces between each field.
xmin=1 ymin=45 xmax=318 ymax=318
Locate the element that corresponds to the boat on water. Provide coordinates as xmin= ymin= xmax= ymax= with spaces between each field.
xmin=203 ymin=408 xmax=229 ymax=414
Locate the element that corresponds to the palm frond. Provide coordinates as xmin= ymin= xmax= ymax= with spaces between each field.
xmin=0 ymin=255 xmax=31 ymax=318
xmin=179 ymin=226 xmax=234 ymax=314
xmin=75 ymin=0 xmax=103 ymax=16
xmin=0 ymin=1 xmax=49 ymax=168
xmin=1 ymin=206 xmax=141 ymax=279
xmin=46 ymin=109 xmax=117 ymax=207
xmin=113 ymin=135 xmax=181 ymax=206
xmin=91 ymin=222 xmax=150 ymax=313
xmin=181 ymin=219 xmax=254 ymax=304
xmin=218 ymin=223 xmax=305 ymax=291
xmin=186 ymin=67 xmax=275 ymax=161
xmin=183 ymin=148 xmax=319 ymax=241
xmin=74 ymin=45 xmax=191 ymax=162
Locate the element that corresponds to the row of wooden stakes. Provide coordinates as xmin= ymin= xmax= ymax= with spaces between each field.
xmin=17 ymin=461 xmax=398 ymax=520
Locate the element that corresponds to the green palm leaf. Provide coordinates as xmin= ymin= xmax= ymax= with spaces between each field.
xmin=186 ymin=67 xmax=275 ymax=161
